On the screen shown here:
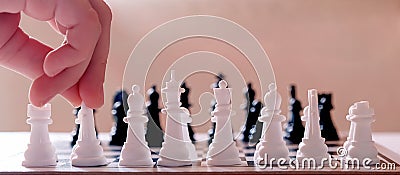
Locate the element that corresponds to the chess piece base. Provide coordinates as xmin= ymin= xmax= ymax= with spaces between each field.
xmin=157 ymin=157 xmax=192 ymax=167
xmin=119 ymin=142 xmax=153 ymax=167
xmin=347 ymin=141 xmax=379 ymax=165
xmin=296 ymin=138 xmax=330 ymax=164
xmin=119 ymin=159 xmax=154 ymax=167
xmin=206 ymin=141 xmax=241 ymax=166
xmin=22 ymin=143 xmax=57 ymax=167
xmin=254 ymin=140 xmax=289 ymax=165
xmin=157 ymin=141 xmax=192 ymax=167
xmin=71 ymin=140 xmax=107 ymax=167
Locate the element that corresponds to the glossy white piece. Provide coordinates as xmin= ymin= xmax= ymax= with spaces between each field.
xmin=71 ymin=103 xmax=107 ymax=167
xmin=296 ymin=89 xmax=330 ymax=164
xmin=157 ymin=71 xmax=194 ymax=166
xmin=119 ymin=85 xmax=154 ymax=167
xmin=345 ymin=101 xmax=379 ymax=164
xmin=22 ymin=104 xmax=57 ymax=167
xmin=254 ymin=83 xmax=289 ymax=164
xmin=206 ymin=80 xmax=241 ymax=166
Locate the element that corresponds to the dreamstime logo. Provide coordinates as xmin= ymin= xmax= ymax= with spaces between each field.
xmin=256 ymin=147 xmax=396 ymax=171
xmin=122 ymin=15 xmax=276 ymax=161
xmin=336 ymin=147 xmax=348 ymax=157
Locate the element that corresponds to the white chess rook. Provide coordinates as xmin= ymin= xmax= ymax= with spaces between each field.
xmin=157 ymin=71 xmax=193 ymax=166
xmin=22 ymin=104 xmax=57 ymax=167
xmin=254 ymin=83 xmax=289 ymax=165
xmin=119 ymin=85 xmax=153 ymax=167
xmin=296 ymin=89 xmax=330 ymax=164
xmin=71 ymin=103 xmax=107 ymax=167
xmin=206 ymin=80 xmax=241 ymax=166
xmin=345 ymin=101 xmax=379 ymax=164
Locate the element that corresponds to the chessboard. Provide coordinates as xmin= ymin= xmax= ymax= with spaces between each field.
xmin=0 ymin=132 xmax=399 ymax=174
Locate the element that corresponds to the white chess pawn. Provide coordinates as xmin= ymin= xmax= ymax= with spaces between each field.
xmin=157 ymin=71 xmax=192 ymax=166
xmin=206 ymin=80 xmax=242 ymax=166
xmin=71 ymin=103 xmax=107 ymax=167
xmin=343 ymin=104 xmax=357 ymax=150
xmin=254 ymin=83 xmax=289 ymax=164
xmin=181 ymin=107 xmax=199 ymax=161
xmin=346 ymin=101 xmax=379 ymax=164
xmin=296 ymin=89 xmax=330 ymax=164
xmin=119 ymin=85 xmax=153 ymax=167
xmin=22 ymin=104 xmax=57 ymax=167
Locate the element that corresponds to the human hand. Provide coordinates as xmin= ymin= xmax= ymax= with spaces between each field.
xmin=0 ymin=0 xmax=112 ymax=108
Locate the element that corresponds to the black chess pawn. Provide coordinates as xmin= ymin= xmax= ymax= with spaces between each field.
xmin=318 ymin=93 xmax=339 ymax=141
xmin=147 ymin=85 xmax=161 ymax=129
xmin=208 ymin=73 xmax=225 ymax=144
xmin=246 ymin=101 xmax=263 ymax=143
xmin=285 ymin=85 xmax=305 ymax=144
xmin=180 ymin=82 xmax=196 ymax=142
xmin=146 ymin=85 xmax=164 ymax=147
xmin=109 ymin=90 xmax=129 ymax=146
xmin=71 ymin=107 xmax=98 ymax=147
xmin=242 ymin=83 xmax=260 ymax=142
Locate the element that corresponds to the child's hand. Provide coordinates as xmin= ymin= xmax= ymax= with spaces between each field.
xmin=0 ymin=0 xmax=112 ymax=108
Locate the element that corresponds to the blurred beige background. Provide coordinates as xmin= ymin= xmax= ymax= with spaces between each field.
xmin=0 ymin=0 xmax=399 ymax=133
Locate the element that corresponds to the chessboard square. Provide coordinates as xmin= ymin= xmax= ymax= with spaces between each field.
xmin=245 ymin=153 xmax=254 ymax=157
xmin=245 ymin=156 xmax=254 ymax=161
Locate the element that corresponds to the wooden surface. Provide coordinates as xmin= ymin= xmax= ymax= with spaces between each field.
xmin=0 ymin=132 xmax=399 ymax=175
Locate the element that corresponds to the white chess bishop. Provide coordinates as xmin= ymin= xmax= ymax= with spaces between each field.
xmin=296 ymin=89 xmax=330 ymax=164
xmin=343 ymin=101 xmax=379 ymax=164
xmin=22 ymin=104 xmax=57 ymax=167
xmin=206 ymin=80 xmax=242 ymax=166
xmin=70 ymin=103 xmax=107 ymax=167
xmin=119 ymin=85 xmax=154 ymax=167
xmin=254 ymin=83 xmax=289 ymax=164
xmin=157 ymin=71 xmax=197 ymax=166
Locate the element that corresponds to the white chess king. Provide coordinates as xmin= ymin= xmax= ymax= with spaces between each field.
xmin=119 ymin=85 xmax=153 ymax=167
xmin=296 ymin=89 xmax=330 ymax=164
xmin=206 ymin=80 xmax=242 ymax=166
xmin=70 ymin=103 xmax=107 ymax=167
xmin=254 ymin=83 xmax=289 ymax=164
xmin=157 ymin=71 xmax=195 ymax=166
xmin=22 ymin=104 xmax=57 ymax=167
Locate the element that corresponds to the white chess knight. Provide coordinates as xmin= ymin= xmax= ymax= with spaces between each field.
xmin=119 ymin=85 xmax=153 ymax=167
xmin=206 ymin=80 xmax=242 ymax=166
xmin=254 ymin=83 xmax=289 ymax=164
xmin=22 ymin=104 xmax=57 ymax=167
xmin=296 ymin=89 xmax=330 ymax=164
xmin=343 ymin=101 xmax=379 ymax=164
xmin=157 ymin=70 xmax=197 ymax=166
xmin=71 ymin=103 xmax=107 ymax=167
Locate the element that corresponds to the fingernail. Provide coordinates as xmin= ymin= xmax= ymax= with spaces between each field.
xmin=38 ymin=96 xmax=52 ymax=108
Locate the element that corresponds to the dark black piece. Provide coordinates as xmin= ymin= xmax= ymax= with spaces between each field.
xmin=146 ymin=85 xmax=164 ymax=147
xmin=109 ymin=90 xmax=129 ymax=146
xmin=208 ymin=73 xmax=225 ymax=144
xmin=242 ymin=83 xmax=261 ymax=142
xmin=318 ymin=93 xmax=339 ymax=141
xmin=247 ymin=101 xmax=263 ymax=143
xmin=71 ymin=107 xmax=98 ymax=147
xmin=180 ymin=82 xmax=195 ymax=142
xmin=285 ymin=84 xmax=305 ymax=144
xmin=147 ymin=85 xmax=162 ymax=129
